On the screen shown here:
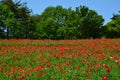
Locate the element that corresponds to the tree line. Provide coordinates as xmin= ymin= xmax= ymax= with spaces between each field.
xmin=0 ymin=0 xmax=120 ymax=39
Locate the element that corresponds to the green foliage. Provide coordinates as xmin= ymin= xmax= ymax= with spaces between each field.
xmin=80 ymin=9 xmax=104 ymax=38
xmin=1 ymin=0 xmax=120 ymax=39
xmin=0 ymin=0 xmax=31 ymax=39
xmin=34 ymin=5 xmax=104 ymax=39
xmin=0 ymin=3 xmax=15 ymax=38
xmin=102 ymin=11 xmax=120 ymax=38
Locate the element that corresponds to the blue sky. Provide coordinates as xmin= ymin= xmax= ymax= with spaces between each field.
xmin=21 ymin=0 xmax=120 ymax=24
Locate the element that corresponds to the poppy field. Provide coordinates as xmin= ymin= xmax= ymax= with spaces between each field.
xmin=0 ymin=39 xmax=120 ymax=80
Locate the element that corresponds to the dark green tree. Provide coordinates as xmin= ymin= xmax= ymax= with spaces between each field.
xmin=102 ymin=11 xmax=120 ymax=38
xmin=35 ymin=5 xmax=104 ymax=39
xmin=0 ymin=3 xmax=15 ymax=38
xmin=29 ymin=14 xmax=41 ymax=39
xmin=75 ymin=6 xmax=104 ymax=38
xmin=35 ymin=6 xmax=65 ymax=39
xmin=0 ymin=2 xmax=105 ymax=39
xmin=1 ymin=0 xmax=31 ymax=38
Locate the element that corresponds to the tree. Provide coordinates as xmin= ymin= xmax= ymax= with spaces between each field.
xmin=35 ymin=17 xmax=58 ymax=39
xmin=35 ymin=5 xmax=104 ymax=39
xmin=1 ymin=0 xmax=31 ymax=38
xmin=0 ymin=3 xmax=15 ymax=38
xmin=75 ymin=6 xmax=104 ymax=38
xmin=102 ymin=11 xmax=120 ymax=38
xmin=1 ymin=2 xmax=105 ymax=39
xmin=29 ymin=14 xmax=41 ymax=39
xmin=35 ymin=6 xmax=65 ymax=39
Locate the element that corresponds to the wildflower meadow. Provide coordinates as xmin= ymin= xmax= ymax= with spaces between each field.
xmin=0 ymin=39 xmax=120 ymax=80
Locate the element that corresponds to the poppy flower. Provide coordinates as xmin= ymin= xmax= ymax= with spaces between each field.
xmin=102 ymin=76 xmax=108 ymax=80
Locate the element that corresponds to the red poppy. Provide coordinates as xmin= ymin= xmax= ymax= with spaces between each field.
xmin=19 ymin=77 xmax=24 ymax=80
xmin=102 ymin=76 xmax=108 ymax=80
xmin=51 ymin=75 xmax=55 ymax=79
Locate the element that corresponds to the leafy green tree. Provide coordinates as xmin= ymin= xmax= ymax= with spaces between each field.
xmin=35 ymin=17 xmax=58 ymax=39
xmin=29 ymin=14 xmax=41 ymax=39
xmin=56 ymin=26 xmax=67 ymax=39
xmin=0 ymin=1 xmax=105 ymax=39
xmin=81 ymin=10 xmax=104 ymax=38
xmin=102 ymin=11 xmax=120 ymax=38
xmin=0 ymin=3 xmax=15 ymax=38
xmin=35 ymin=6 xmax=65 ymax=39
xmin=75 ymin=6 xmax=104 ymax=38
xmin=35 ymin=5 xmax=104 ymax=39
xmin=1 ymin=0 xmax=31 ymax=38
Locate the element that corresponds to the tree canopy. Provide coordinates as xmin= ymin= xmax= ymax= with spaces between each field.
xmin=102 ymin=11 xmax=120 ymax=38
xmin=34 ymin=5 xmax=104 ymax=39
xmin=0 ymin=0 xmax=120 ymax=39
xmin=0 ymin=0 xmax=31 ymax=39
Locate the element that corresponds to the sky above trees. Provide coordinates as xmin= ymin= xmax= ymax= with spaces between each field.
xmin=20 ymin=0 xmax=120 ymax=24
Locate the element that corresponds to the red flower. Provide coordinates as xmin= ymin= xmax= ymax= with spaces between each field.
xmin=103 ymin=64 xmax=111 ymax=72
xmin=34 ymin=66 xmax=45 ymax=72
xmin=114 ymin=57 xmax=119 ymax=64
xmin=58 ymin=68 xmax=61 ymax=72
xmin=34 ymin=66 xmax=41 ymax=72
xmin=19 ymin=78 xmax=24 ymax=80
xmin=77 ymin=66 xmax=81 ymax=71
xmin=118 ymin=47 xmax=120 ymax=52
xmin=19 ymin=69 xmax=24 ymax=73
xmin=102 ymin=76 xmax=108 ymax=80
xmin=51 ymin=75 xmax=55 ymax=79
xmin=73 ymin=75 xmax=78 ymax=78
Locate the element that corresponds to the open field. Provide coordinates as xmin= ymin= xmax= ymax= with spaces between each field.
xmin=0 ymin=39 xmax=120 ymax=80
